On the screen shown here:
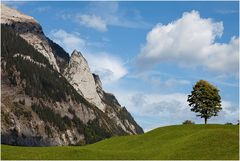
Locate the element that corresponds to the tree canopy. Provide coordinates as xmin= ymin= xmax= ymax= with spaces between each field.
xmin=187 ymin=80 xmax=222 ymax=124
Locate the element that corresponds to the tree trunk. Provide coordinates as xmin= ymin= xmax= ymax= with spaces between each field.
xmin=204 ymin=117 xmax=207 ymax=124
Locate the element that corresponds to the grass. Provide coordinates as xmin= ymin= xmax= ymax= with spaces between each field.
xmin=1 ymin=124 xmax=239 ymax=160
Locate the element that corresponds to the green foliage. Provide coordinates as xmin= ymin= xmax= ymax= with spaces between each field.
xmin=1 ymin=25 xmax=50 ymax=66
xmin=70 ymin=109 xmax=111 ymax=144
xmin=116 ymin=107 xmax=144 ymax=134
xmin=18 ymin=99 xmax=25 ymax=105
xmin=187 ymin=80 xmax=222 ymax=124
xmin=47 ymin=38 xmax=70 ymax=62
xmin=44 ymin=125 xmax=52 ymax=137
xmin=31 ymin=103 xmax=110 ymax=144
xmin=47 ymin=37 xmax=70 ymax=73
xmin=1 ymin=25 xmax=87 ymax=104
xmin=1 ymin=111 xmax=12 ymax=125
xmin=102 ymin=92 xmax=120 ymax=107
xmin=31 ymin=103 xmax=70 ymax=131
xmin=84 ymin=119 xmax=111 ymax=144
xmin=1 ymin=125 xmax=239 ymax=160
xmin=225 ymin=122 xmax=233 ymax=125
xmin=9 ymin=56 xmax=74 ymax=102
xmin=182 ymin=120 xmax=195 ymax=124
xmin=12 ymin=102 xmax=32 ymax=120
xmin=68 ymin=108 xmax=75 ymax=115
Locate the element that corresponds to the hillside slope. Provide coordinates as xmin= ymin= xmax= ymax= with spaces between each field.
xmin=2 ymin=124 xmax=239 ymax=160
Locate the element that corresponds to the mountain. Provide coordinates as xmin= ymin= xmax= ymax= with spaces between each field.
xmin=1 ymin=4 xmax=143 ymax=146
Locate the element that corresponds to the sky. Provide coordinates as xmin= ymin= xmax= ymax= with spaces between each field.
xmin=3 ymin=1 xmax=239 ymax=131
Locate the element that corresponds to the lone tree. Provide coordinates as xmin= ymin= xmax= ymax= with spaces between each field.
xmin=187 ymin=80 xmax=222 ymax=124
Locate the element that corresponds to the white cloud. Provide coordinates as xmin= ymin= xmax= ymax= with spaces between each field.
xmin=86 ymin=1 xmax=150 ymax=29
xmin=61 ymin=1 xmax=151 ymax=32
xmin=211 ymin=100 xmax=239 ymax=123
xmin=204 ymin=37 xmax=239 ymax=73
xmin=137 ymin=10 xmax=239 ymax=75
xmin=49 ymin=29 xmax=85 ymax=53
xmin=76 ymin=14 xmax=107 ymax=32
xmin=85 ymin=52 xmax=128 ymax=83
xmin=130 ymin=93 xmax=190 ymax=118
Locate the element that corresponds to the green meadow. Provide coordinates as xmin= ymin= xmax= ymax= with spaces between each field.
xmin=2 ymin=124 xmax=239 ymax=160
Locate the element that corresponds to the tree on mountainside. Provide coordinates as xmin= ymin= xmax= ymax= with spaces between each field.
xmin=187 ymin=80 xmax=222 ymax=124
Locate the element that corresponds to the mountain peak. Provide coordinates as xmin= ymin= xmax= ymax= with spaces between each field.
xmin=1 ymin=4 xmax=60 ymax=72
xmin=70 ymin=49 xmax=87 ymax=65
xmin=65 ymin=50 xmax=106 ymax=111
xmin=72 ymin=49 xmax=79 ymax=54
xmin=71 ymin=49 xmax=84 ymax=58
xmin=1 ymin=3 xmax=37 ymax=24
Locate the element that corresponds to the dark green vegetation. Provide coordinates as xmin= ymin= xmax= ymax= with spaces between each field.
xmin=47 ymin=37 xmax=70 ymax=73
xmin=1 ymin=25 xmax=83 ymax=103
xmin=2 ymin=125 xmax=239 ymax=160
xmin=182 ymin=120 xmax=195 ymax=124
xmin=1 ymin=25 xmax=50 ymax=65
xmin=32 ymin=103 xmax=111 ymax=144
xmin=31 ymin=103 xmax=69 ymax=132
xmin=188 ymin=80 xmax=222 ymax=124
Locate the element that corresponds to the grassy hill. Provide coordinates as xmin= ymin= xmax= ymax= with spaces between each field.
xmin=1 ymin=124 xmax=239 ymax=160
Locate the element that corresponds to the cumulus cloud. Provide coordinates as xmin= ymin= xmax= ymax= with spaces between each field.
xmin=137 ymin=10 xmax=239 ymax=75
xmin=204 ymin=37 xmax=239 ymax=73
xmin=76 ymin=14 xmax=107 ymax=32
xmin=85 ymin=52 xmax=128 ymax=83
xmin=49 ymin=29 xmax=85 ymax=53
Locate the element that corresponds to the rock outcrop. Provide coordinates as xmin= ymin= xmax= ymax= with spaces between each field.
xmin=1 ymin=3 xmax=59 ymax=72
xmin=64 ymin=50 xmax=144 ymax=134
xmin=64 ymin=50 xmax=105 ymax=111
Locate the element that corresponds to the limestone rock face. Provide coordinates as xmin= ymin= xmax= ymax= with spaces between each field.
xmin=65 ymin=50 xmax=144 ymax=135
xmin=1 ymin=4 xmax=59 ymax=72
xmin=1 ymin=3 xmax=34 ymax=23
xmin=64 ymin=50 xmax=105 ymax=111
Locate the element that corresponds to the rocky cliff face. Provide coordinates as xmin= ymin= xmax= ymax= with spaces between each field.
xmin=64 ymin=50 xmax=143 ymax=134
xmin=64 ymin=50 xmax=105 ymax=111
xmin=1 ymin=4 xmax=143 ymax=146
xmin=1 ymin=3 xmax=59 ymax=72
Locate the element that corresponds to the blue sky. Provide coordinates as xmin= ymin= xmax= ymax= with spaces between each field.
xmin=4 ymin=1 xmax=239 ymax=131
